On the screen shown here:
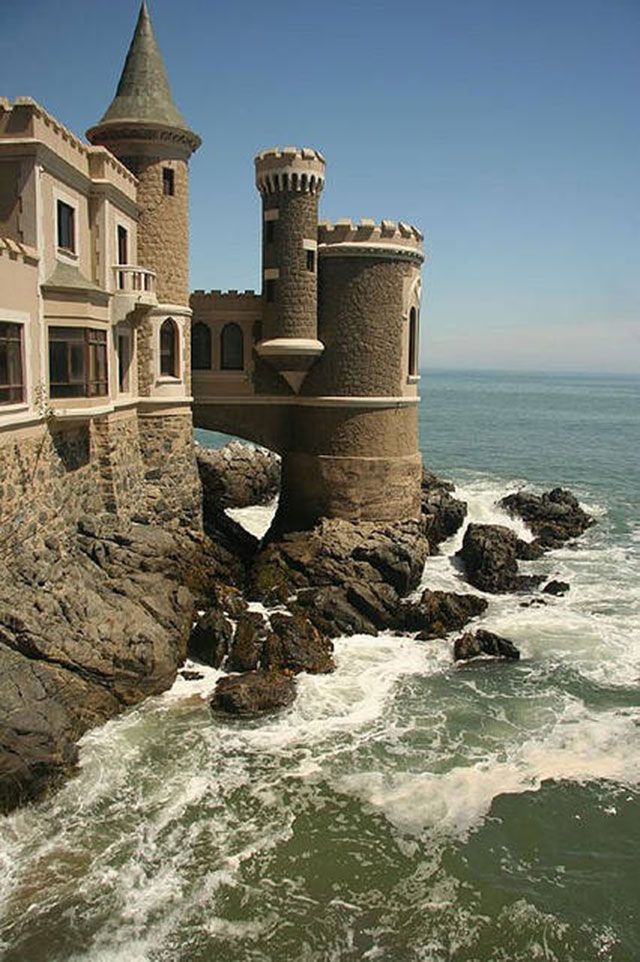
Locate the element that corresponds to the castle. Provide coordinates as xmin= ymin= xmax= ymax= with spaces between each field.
xmin=0 ymin=2 xmax=423 ymax=544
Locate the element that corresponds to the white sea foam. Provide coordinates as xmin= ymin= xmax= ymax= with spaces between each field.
xmin=225 ymin=498 xmax=277 ymax=539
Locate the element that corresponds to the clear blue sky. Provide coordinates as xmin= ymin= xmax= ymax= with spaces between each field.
xmin=2 ymin=0 xmax=638 ymax=373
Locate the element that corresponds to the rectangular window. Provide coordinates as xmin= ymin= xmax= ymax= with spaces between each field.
xmin=0 ymin=322 xmax=24 ymax=405
xmin=265 ymin=220 xmax=275 ymax=244
xmin=306 ymin=249 xmax=315 ymax=272
xmin=57 ymin=200 xmax=75 ymax=253
xmin=117 ymin=225 xmax=128 ymax=289
xmin=118 ymin=333 xmax=131 ymax=393
xmin=49 ymin=327 xmax=108 ymax=399
xmin=265 ymin=279 xmax=276 ymax=303
xmin=162 ymin=167 xmax=175 ymax=196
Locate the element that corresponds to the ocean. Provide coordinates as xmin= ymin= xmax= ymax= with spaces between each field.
xmin=1 ymin=369 xmax=638 ymax=962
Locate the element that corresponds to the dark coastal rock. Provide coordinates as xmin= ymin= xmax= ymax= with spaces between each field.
xmin=187 ymin=607 xmax=233 ymax=667
xmin=421 ymin=469 xmax=468 ymax=551
xmin=294 ymin=584 xmax=384 ymax=637
xmin=262 ymin=612 xmax=335 ymax=675
xmin=196 ymin=442 xmax=280 ymax=510
xmin=454 ymin=629 xmax=521 ymax=662
xmin=211 ymin=670 xmax=296 ymax=717
xmin=180 ymin=669 xmax=205 ymax=681
xmin=499 ymin=488 xmax=594 ymax=549
xmin=0 ymin=515 xmax=228 ymax=814
xmin=515 ymin=538 xmax=545 ymax=560
xmin=394 ymin=589 xmax=488 ymax=639
xmin=249 ymin=518 xmax=428 ymax=606
xmin=457 ymin=523 xmax=543 ymax=594
xmin=227 ymin=612 xmax=269 ymax=672
xmin=542 ymin=579 xmax=570 ymax=596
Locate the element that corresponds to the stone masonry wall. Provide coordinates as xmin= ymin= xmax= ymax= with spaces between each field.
xmin=91 ymin=413 xmax=146 ymax=517
xmin=306 ymin=256 xmax=413 ymax=398
xmin=128 ymin=157 xmax=189 ymax=306
xmin=137 ymin=413 xmax=202 ymax=529
xmin=137 ymin=316 xmax=154 ymax=397
xmin=0 ymin=423 xmax=105 ymax=560
xmin=262 ymin=191 xmax=318 ymax=342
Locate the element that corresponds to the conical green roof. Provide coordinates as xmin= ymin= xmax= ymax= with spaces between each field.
xmin=97 ymin=1 xmax=192 ymax=132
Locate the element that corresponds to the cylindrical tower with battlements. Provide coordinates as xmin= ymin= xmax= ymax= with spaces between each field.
xmin=254 ymin=147 xmax=325 ymax=393
xmin=273 ymin=218 xmax=425 ymax=530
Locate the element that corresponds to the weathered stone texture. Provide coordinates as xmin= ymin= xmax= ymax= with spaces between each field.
xmin=307 ymin=256 xmax=413 ymax=397
xmin=0 ymin=424 xmax=104 ymax=554
xmin=137 ymin=413 xmax=202 ymax=528
xmin=92 ymin=413 xmax=146 ymax=516
xmin=129 ymin=157 xmax=189 ymax=306
xmin=293 ymin=405 xmax=418 ymax=458
xmin=262 ymin=191 xmax=318 ymax=341
xmin=137 ymin=316 xmax=154 ymax=396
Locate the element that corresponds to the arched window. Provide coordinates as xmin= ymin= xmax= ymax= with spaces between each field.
xmin=220 ymin=323 xmax=244 ymax=371
xmin=408 ymin=307 xmax=418 ymax=376
xmin=191 ymin=321 xmax=212 ymax=370
xmin=160 ymin=318 xmax=179 ymax=377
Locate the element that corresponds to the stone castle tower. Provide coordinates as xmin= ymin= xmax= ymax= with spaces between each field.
xmin=87 ymin=1 xmax=202 ymax=523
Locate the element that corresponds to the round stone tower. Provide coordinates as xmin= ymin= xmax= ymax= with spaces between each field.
xmin=275 ymin=219 xmax=425 ymax=530
xmin=254 ymin=147 xmax=325 ymax=393
xmin=87 ymin=1 xmax=202 ymax=528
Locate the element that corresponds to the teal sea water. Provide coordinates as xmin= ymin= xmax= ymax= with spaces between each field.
xmin=1 ymin=370 xmax=639 ymax=962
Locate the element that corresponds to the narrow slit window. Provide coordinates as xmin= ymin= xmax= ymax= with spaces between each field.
xmin=118 ymin=333 xmax=131 ymax=393
xmin=408 ymin=307 xmax=418 ymax=376
xmin=57 ymin=200 xmax=75 ymax=253
xmin=306 ymin=248 xmax=315 ymax=273
xmin=265 ymin=220 xmax=275 ymax=244
xmin=162 ymin=167 xmax=175 ymax=196
xmin=0 ymin=322 xmax=24 ymax=405
xmin=265 ymin=279 xmax=276 ymax=303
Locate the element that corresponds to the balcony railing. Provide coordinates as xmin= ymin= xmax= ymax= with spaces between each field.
xmin=113 ymin=265 xmax=157 ymax=295
xmin=112 ymin=265 xmax=157 ymax=322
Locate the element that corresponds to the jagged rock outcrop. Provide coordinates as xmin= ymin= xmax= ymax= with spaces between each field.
xmin=454 ymin=629 xmax=521 ymax=661
xmin=249 ymin=518 xmax=428 ymax=605
xmin=0 ymin=514 xmax=232 ymax=814
xmin=196 ymin=442 xmax=280 ymax=510
xmin=226 ymin=612 xmax=268 ymax=672
xmin=499 ymin=487 xmax=594 ymax=549
xmin=262 ymin=612 xmax=335 ymax=675
xmin=247 ymin=518 xmax=428 ymax=638
xmin=457 ymin=523 xmax=542 ymax=594
xmin=421 ymin=469 xmax=467 ymax=551
xmin=393 ymin=589 xmax=488 ymax=639
xmin=211 ymin=670 xmax=296 ymax=716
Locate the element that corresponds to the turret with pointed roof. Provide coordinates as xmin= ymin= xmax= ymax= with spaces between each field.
xmin=87 ymin=1 xmax=200 ymax=155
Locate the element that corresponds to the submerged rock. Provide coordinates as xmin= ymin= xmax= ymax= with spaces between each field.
xmin=454 ymin=629 xmax=521 ymax=662
xmin=394 ymin=589 xmax=488 ymax=639
xmin=542 ymin=579 xmax=570 ymax=596
xmin=421 ymin=469 xmax=468 ymax=551
xmin=499 ymin=488 xmax=594 ymax=549
xmin=211 ymin=670 xmax=296 ymax=716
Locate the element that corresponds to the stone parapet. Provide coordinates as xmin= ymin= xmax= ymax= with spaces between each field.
xmin=255 ymin=147 xmax=325 ymax=195
xmin=318 ymin=219 xmax=424 ymax=261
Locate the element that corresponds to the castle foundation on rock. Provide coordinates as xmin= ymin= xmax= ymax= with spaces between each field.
xmin=0 ymin=1 xmax=425 ymax=542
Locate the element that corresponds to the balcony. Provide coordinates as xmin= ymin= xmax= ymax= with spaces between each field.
xmin=112 ymin=265 xmax=157 ymax=323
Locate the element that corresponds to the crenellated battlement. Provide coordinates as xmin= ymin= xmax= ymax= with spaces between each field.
xmin=191 ymin=289 xmax=260 ymax=301
xmin=255 ymin=146 xmax=325 ymax=195
xmin=318 ymin=219 xmax=424 ymax=260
